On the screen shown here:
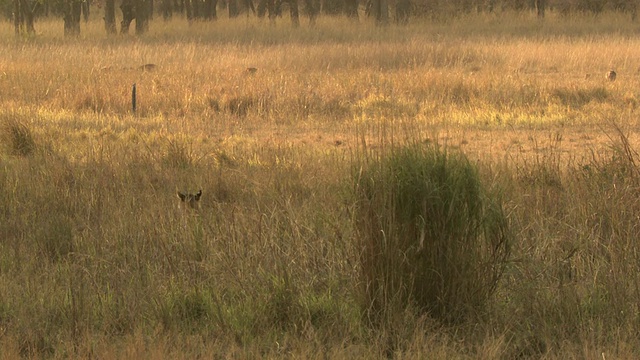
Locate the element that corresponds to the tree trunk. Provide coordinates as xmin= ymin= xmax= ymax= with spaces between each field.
xmin=371 ymin=0 xmax=388 ymax=24
xmin=273 ymin=0 xmax=282 ymax=18
xmin=243 ymin=0 xmax=256 ymax=15
xmin=105 ymin=0 xmax=117 ymax=34
xmin=228 ymin=0 xmax=239 ymax=17
xmin=474 ymin=0 xmax=494 ymax=13
xmin=203 ymin=0 xmax=217 ymax=19
xmin=64 ymin=0 xmax=81 ymax=36
xmin=345 ymin=0 xmax=358 ymax=19
xmin=303 ymin=0 xmax=318 ymax=24
xmin=257 ymin=0 xmax=266 ymax=17
xmin=82 ymin=0 xmax=90 ymax=22
xmin=395 ymin=0 xmax=409 ymax=24
xmin=535 ymin=0 xmax=545 ymax=18
xmin=23 ymin=0 xmax=35 ymax=34
xmin=162 ymin=0 xmax=172 ymax=19
xmin=14 ymin=0 xmax=22 ymax=36
xmin=184 ymin=0 xmax=193 ymax=21
xmin=256 ymin=0 xmax=274 ymax=21
xmin=136 ymin=0 xmax=151 ymax=34
xmin=15 ymin=0 xmax=36 ymax=35
xmin=193 ymin=0 xmax=202 ymax=19
xmin=322 ymin=0 xmax=341 ymax=14
xmin=267 ymin=0 xmax=276 ymax=23
xmin=310 ymin=0 xmax=320 ymax=24
xmin=289 ymin=0 xmax=299 ymax=26
xmin=120 ymin=0 xmax=135 ymax=33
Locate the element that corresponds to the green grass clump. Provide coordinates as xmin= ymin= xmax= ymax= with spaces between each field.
xmin=354 ymin=144 xmax=511 ymax=325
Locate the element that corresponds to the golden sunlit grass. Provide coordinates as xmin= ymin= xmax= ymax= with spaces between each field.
xmin=2 ymin=11 xmax=640 ymax=358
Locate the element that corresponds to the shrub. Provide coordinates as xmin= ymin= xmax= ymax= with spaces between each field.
xmin=353 ymin=144 xmax=511 ymax=325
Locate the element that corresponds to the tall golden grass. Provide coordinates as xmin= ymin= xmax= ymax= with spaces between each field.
xmin=1 ymin=11 xmax=640 ymax=358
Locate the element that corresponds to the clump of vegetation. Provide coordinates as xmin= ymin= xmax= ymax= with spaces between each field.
xmin=354 ymin=144 xmax=511 ymax=325
xmin=1 ymin=117 xmax=36 ymax=156
xmin=549 ymin=87 xmax=609 ymax=108
xmin=225 ymin=96 xmax=266 ymax=117
xmin=163 ymin=138 xmax=199 ymax=169
xmin=159 ymin=287 xmax=216 ymax=331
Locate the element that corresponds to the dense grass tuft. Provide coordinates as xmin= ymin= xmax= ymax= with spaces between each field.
xmin=354 ymin=144 xmax=511 ymax=325
xmin=1 ymin=116 xmax=37 ymax=157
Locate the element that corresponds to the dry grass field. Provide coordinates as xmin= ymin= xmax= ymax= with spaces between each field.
xmin=3 ymin=11 xmax=640 ymax=359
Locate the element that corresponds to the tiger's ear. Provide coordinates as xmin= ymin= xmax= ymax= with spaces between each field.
xmin=195 ymin=190 xmax=202 ymax=201
xmin=177 ymin=192 xmax=187 ymax=201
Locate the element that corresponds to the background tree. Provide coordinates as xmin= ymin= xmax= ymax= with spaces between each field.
xmin=14 ymin=0 xmax=22 ymax=35
xmin=63 ymin=0 xmax=81 ymax=36
xmin=396 ymin=0 xmax=410 ymax=23
xmin=183 ymin=0 xmax=192 ymax=21
xmin=191 ymin=0 xmax=200 ymax=18
xmin=244 ymin=0 xmax=256 ymax=15
xmin=11 ymin=0 xmax=640 ymax=38
xmin=304 ymin=0 xmax=319 ymax=24
xmin=135 ymin=0 xmax=152 ymax=34
xmin=262 ymin=0 xmax=275 ymax=22
xmin=322 ymin=0 xmax=343 ymax=14
xmin=535 ymin=0 xmax=546 ymax=18
xmin=14 ymin=0 xmax=36 ymax=36
xmin=228 ymin=0 xmax=239 ymax=16
xmin=104 ymin=0 xmax=116 ymax=34
xmin=120 ymin=0 xmax=134 ymax=33
xmin=289 ymin=0 xmax=300 ymax=26
xmin=81 ymin=0 xmax=89 ymax=21
xmin=256 ymin=0 xmax=265 ymax=17
xmin=204 ymin=0 xmax=217 ymax=19
xmin=161 ymin=0 xmax=173 ymax=19
xmin=370 ymin=0 xmax=389 ymax=24
xmin=345 ymin=0 xmax=358 ymax=18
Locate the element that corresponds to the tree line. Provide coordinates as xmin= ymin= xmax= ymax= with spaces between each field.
xmin=9 ymin=0 xmax=640 ymax=36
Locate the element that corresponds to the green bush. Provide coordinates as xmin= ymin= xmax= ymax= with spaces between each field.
xmin=354 ymin=144 xmax=511 ymax=325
